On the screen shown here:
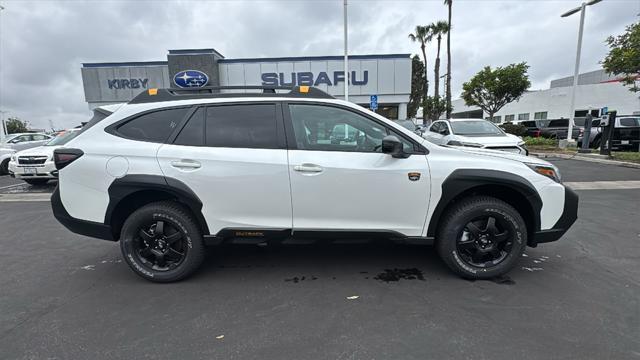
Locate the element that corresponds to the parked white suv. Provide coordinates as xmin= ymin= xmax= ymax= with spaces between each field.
xmin=52 ymin=86 xmax=578 ymax=282
xmin=0 ymin=133 xmax=53 ymax=175
xmin=8 ymin=129 xmax=80 ymax=185
xmin=425 ymin=119 xmax=528 ymax=155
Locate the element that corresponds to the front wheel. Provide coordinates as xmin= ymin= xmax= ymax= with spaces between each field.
xmin=0 ymin=159 xmax=9 ymax=175
xmin=120 ymin=201 xmax=205 ymax=282
xmin=436 ymin=196 xmax=527 ymax=279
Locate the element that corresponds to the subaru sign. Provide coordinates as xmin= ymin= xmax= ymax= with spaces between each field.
xmin=261 ymin=71 xmax=368 ymax=87
xmin=173 ymin=70 xmax=209 ymax=88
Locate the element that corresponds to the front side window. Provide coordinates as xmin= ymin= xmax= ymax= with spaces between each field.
xmin=288 ymin=104 xmax=413 ymax=153
xmin=46 ymin=131 xmax=79 ymax=146
xmin=205 ymin=104 xmax=279 ymax=149
xmin=174 ymin=108 xmax=205 ymax=146
xmin=116 ymin=107 xmax=188 ymax=143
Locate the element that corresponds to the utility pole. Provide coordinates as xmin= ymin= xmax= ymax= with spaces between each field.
xmin=0 ymin=111 xmax=7 ymax=143
xmin=343 ymin=0 xmax=349 ymax=102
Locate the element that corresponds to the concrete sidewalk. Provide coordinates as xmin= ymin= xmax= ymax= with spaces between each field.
xmin=531 ymin=151 xmax=640 ymax=169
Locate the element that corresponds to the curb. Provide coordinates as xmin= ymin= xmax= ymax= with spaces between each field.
xmin=531 ymin=152 xmax=640 ymax=169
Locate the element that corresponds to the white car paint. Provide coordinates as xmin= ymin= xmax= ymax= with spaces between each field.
xmin=425 ymin=119 xmax=527 ymax=155
xmin=57 ymin=95 xmax=566 ymax=237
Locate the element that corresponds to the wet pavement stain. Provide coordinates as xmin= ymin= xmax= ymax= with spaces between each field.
xmin=284 ymin=276 xmax=318 ymax=283
xmin=373 ymin=268 xmax=425 ymax=282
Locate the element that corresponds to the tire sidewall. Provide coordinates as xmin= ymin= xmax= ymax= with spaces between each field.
xmin=120 ymin=205 xmax=200 ymax=282
xmin=440 ymin=201 xmax=526 ymax=279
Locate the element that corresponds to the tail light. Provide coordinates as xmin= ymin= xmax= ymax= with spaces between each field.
xmin=533 ymin=130 xmax=541 ymax=137
xmin=53 ymin=148 xmax=84 ymax=170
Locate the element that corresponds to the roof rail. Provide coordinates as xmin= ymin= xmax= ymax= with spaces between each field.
xmin=128 ymin=85 xmax=334 ymax=104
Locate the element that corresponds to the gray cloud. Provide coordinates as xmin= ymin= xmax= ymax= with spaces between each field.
xmin=0 ymin=0 xmax=637 ymax=129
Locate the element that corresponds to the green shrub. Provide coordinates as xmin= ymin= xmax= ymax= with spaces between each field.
xmin=500 ymin=122 xmax=527 ymax=137
xmin=524 ymin=136 xmax=556 ymax=146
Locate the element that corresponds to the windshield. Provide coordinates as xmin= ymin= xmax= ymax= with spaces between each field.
xmin=46 ymin=130 xmax=79 ymax=146
xmin=450 ymin=121 xmax=504 ymax=136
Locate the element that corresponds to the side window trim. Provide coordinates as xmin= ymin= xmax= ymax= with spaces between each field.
xmin=105 ymin=105 xmax=194 ymax=144
xmin=283 ymin=101 xmax=427 ymax=155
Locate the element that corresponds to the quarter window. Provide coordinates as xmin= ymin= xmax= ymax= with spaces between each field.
xmin=174 ymin=108 xmax=205 ymax=146
xmin=288 ymin=104 xmax=414 ymax=153
xmin=116 ymin=107 xmax=188 ymax=143
xmin=205 ymin=104 xmax=279 ymax=149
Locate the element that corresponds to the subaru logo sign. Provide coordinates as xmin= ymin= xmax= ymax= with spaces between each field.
xmin=173 ymin=70 xmax=209 ymax=88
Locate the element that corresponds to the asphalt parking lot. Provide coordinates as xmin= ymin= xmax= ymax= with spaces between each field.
xmin=0 ymin=158 xmax=638 ymax=359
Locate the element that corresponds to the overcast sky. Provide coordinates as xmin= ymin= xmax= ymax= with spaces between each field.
xmin=0 ymin=0 xmax=638 ymax=129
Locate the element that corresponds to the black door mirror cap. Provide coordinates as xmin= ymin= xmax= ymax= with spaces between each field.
xmin=382 ymin=135 xmax=409 ymax=158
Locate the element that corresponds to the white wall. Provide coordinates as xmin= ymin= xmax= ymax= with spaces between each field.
xmin=450 ymin=81 xmax=640 ymax=121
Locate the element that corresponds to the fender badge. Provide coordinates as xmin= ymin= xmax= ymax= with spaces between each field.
xmin=408 ymin=172 xmax=421 ymax=181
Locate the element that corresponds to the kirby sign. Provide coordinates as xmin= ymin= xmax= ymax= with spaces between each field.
xmin=261 ymin=70 xmax=368 ymax=87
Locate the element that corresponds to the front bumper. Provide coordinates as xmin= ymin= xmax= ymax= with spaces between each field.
xmin=531 ymin=186 xmax=579 ymax=246
xmin=9 ymin=161 xmax=58 ymax=179
xmin=51 ymin=186 xmax=114 ymax=241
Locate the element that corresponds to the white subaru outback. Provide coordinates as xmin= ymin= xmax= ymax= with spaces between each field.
xmin=52 ymin=86 xmax=578 ymax=282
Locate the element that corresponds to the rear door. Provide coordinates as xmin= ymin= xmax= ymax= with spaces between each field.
xmin=156 ymin=102 xmax=292 ymax=234
xmin=284 ymin=103 xmax=431 ymax=236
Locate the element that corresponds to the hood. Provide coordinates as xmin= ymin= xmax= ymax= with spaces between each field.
xmin=457 ymin=146 xmax=550 ymax=166
xmin=0 ymin=147 xmax=16 ymax=156
xmin=14 ymin=145 xmax=59 ymax=158
xmin=453 ymin=133 xmax=522 ymax=146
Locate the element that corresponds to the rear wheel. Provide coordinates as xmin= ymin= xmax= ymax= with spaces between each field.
xmin=436 ymin=196 xmax=527 ymax=279
xmin=24 ymin=179 xmax=49 ymax=185
xmin=120 ymin=201 xmax=205 ymax=282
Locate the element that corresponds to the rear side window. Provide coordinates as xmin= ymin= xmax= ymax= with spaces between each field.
xmin=174 ymin=108 xmax=205 ymax=146
xmin=116 ymin=107 xmax=189 ymax=143
xmin=205 ymin=104 xmax=279 ymax=149
xmin=619 ymin=118 xmax=639 ymax=127
xmin=547 ymin=119 xmax=568 ymax=127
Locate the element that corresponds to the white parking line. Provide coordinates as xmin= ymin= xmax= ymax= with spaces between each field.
xmin=0 ymin=183 xmax=24 ymax=190
xmin=0 ymin=193 xmax=51 ymax=202
xmin=564 ymin=180 xmax=640 ymax=190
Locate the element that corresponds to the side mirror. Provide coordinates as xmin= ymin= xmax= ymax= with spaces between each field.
xmin=382 ymin=135 xmax=407 ymax=158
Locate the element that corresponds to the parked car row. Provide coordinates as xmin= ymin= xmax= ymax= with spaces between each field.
xmin=578 ymin=116 xmax=640 ymax=150
xmin=0 ymin=133 xmax=53 ymax=175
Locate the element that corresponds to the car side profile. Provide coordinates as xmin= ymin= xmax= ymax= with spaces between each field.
xmin=425 ymin=119 xmax=528 ymax=155
xmin=52 ymin=86 xmax=578 ymax=282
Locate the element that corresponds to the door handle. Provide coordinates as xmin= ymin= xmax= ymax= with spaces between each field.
xmin=171 ymin=160 xmax=201 ymax=169
xmin=293 ymin=164 xmax=323 ymax=173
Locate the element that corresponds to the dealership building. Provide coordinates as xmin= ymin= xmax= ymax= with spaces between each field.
xmin=81 ymin=48 xmax=411 ymax=120
xmin=449 ymin=69 xmax=640 ymax=122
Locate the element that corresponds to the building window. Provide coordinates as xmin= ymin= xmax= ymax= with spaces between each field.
xmin=518 ymin=113 xmax=530 ymax=121
xmin=534 ymin=112 xmax=548 ymax=120
xmin=490 ymin=116 xmax=501 ymax=123
xmin=505 ymin=114 xmax=515 ymax=122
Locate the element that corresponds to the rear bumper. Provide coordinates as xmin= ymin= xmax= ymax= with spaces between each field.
xmin=51 ymin=186 xmax=115 ymax=241
xmin=531 ymin=186 xmax=579 ymax=246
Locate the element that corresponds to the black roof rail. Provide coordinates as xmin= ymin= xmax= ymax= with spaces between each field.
xmin=128 ymin=85 xmax=334 ymax=104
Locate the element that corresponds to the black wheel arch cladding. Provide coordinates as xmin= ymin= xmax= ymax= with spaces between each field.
xmin=106 ymin=174 xmax=210 ymax=238
xmin=427 ymin=169 xmax=542 ymax=241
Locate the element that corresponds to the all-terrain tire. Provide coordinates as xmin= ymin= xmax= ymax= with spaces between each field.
xmin=436 ymin=196 xmax=527 ymax=279
xmin=120 ymin=201 xmax=205 ymax=283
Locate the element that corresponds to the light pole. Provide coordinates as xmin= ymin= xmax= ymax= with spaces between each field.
xmin=0 ymin=111 xmax=7 ymax=143
xmin=561 ymin=0 xmax=601 ymax=145
xmin=343 ymin=0 xmax=349 ymax=102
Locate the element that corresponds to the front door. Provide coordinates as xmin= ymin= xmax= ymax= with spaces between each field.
xmin=157 ymin=103 xmax=292 ymax=234
xmin=285 ymin=103 xmax=431 ymax=237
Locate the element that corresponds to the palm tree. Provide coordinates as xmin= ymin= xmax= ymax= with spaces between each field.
xmin=430 ymin=20 xmax=450 ymax=117
xmin=408 ymin=25 xmax=433 ymax=123
xmin=444 ymin=0 xmax=453 ymax=118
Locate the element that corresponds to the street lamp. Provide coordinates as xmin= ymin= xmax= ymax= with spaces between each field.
xmin=561 ymin=0 xmax=601 ymax=145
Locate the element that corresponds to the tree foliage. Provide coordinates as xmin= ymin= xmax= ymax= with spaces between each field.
xmin=6 ymin=117 xmax=29 ymax=134
xmin=408 ymin=55 xmax=425 ymax=119
xmin=602 ymin=21 xmax=640 ymax=92
xmin=461 ymin=62 xmax=531 ymax=120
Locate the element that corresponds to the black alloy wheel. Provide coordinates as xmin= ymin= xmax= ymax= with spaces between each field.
xmin=456 ymin=215 xmax=513 ymax=268
xmin=134 ymin=219 xmax=187 ymax=272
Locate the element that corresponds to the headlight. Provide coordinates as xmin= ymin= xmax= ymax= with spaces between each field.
xmin=526 ymin=163 xmax=562 ymax=183
xmin=517 ymin=140 xmax=526 ymax=146
xmin=447 ymin=140 xmax=484 ymax=148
